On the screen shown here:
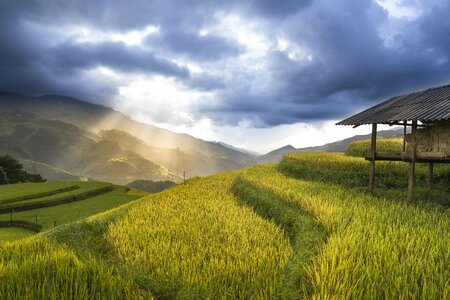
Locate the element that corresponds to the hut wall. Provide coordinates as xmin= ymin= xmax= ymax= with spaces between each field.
xmin=405 ymin=121 xmax=450 ymax=154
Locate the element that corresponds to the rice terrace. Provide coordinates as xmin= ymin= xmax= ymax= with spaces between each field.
xmin=1 ymin=1 xmax=450 ymax=299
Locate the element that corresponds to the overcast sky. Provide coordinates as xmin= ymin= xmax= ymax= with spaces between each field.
xmin=1 ymin=0 xmax=450 ymax=153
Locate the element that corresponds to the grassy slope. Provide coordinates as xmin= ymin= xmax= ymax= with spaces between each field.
xmin=0 ymin=153 xmax=449 ymax=298
xmin=244 ymin=154 xmax=450 ymax=299
xmin=108 ymin=174 xmax=292 ymax=299
xmin=11 ymin=174 xmax=294 ymax=299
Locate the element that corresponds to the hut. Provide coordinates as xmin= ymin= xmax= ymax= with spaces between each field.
xmin=337 ymin=83 xmax=450 ymax=201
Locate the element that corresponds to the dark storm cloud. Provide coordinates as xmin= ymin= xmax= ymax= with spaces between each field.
xmin=1 ymin=0 xmax=450 ymax=125
xmin=196 ymin=0 xmax=450 ymax=126
xmin=246 ymin=0 xmax=313 ymax=18
xmin=49 ymin=41 xmax=188 ymax=77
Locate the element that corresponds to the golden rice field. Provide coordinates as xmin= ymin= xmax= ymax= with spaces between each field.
xmin=345 ymin=138 xmax=404 ymax=157
xmin=1 ymin=152 xmax=449 ymax=299
xmin=0 ymin=238 xmax=140 ymax=299
xmin=240 ymin=153 xmax=450 ymax=299
xmin=108 ymin=174 xmax=293 ymax=299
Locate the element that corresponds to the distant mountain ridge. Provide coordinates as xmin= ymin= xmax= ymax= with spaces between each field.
xmin=0 ymin=112 xmax=180 ymax=184
xmin=0 ymin=92 xmax=256 ymax=177
xmin=0 ymin=91 xmax=406 ymax=181
xmin=257 ymin=129 xmax=403 ymax=163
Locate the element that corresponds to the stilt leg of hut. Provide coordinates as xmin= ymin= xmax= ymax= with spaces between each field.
xmin=428 ymin=163 xmax=434 ymax=189
xmin=369 ymin=123 xmax=377 ymax=191
xmin=403 ymin=121 xmax=407 ymax=152
xmin=407 ymin=121 xmax=417 ymax=202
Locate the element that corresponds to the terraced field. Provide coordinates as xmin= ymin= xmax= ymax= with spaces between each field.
xmin=0 ymin=181 xmax=143 ymax=241
xmin=0 ymin=181 xmax=77 ymax=203
xmin=0 ymin=153 xmax=448 ymax=299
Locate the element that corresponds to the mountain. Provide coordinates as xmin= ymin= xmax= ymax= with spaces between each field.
xmin=19 ymin=160 xmax=82 ymax=181
xmin=0 ymin=112 xmax=180 ymax=184
xmin=257 ymin=145 xmax=296 ymax=164
xmin=257 ymin=129 xmax=403 ymax=163
xmin=0 ymin=92 xmax=255 ymax=173
xmin=217 ymin=142 xmax=260 ymax=157
xmin=100 ymin=129 xmax=245 ymax=177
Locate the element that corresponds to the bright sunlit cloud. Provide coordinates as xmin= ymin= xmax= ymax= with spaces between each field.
xmin=376 ymin=0 xmax=421 ymax=18
xmin=116 ymin=75 xmax=212 ymax=126
xmin=71 ymin=25 xmax=159 ymax=46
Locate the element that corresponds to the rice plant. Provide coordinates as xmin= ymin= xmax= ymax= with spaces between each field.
xmin=240 ymin=154 xmax=450 ymax=299
xmin=107 ymin=173 xmax=293 ymax=299
xmin=345 ymin=138 xmax=404 ymax=157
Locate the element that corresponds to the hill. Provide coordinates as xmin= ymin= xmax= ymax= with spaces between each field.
xmin=0 ymin=112 xmax=180 ymax=184
xmin=100 ymin=129 xmax=246 ymax=177
xmin=257 ymin=128 xmax=403 ymax=163
xmin=19 ymin=160 xmax=81 ymax=181
xmin=0 ymin=92 xmax=255 ymax=175
xmin=0 ymin=153 xmax=448 ymax=298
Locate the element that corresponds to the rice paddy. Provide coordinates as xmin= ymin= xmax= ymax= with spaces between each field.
xmin=0 ymin=153 xmax=448 ymax=298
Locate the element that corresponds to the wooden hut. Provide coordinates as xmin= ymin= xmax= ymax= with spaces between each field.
xmin=337 ymin=84 xmax=450 ymax=201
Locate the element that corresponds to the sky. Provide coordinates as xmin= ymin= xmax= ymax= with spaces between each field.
xmin=1 ymin=0 xmax=450 ymax=153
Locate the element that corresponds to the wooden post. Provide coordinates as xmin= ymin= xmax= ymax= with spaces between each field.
xmin=403 ymin=121 xmax=407 ymax=152
xmin=369 ymin=123 xmax=377 ymax=191
xmin=428 ymin=163 xmax=434 ymax=189
xmin=407 ymin=121 xmax=417 ymax=202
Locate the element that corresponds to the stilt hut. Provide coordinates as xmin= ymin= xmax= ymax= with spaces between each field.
xmin=337 ymin=84 xmax=450 ymax=201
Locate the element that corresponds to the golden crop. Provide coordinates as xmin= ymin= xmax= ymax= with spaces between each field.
xmin=240 ymin=153 xmax=450 ymax=299
xmin=107 ymin=173 xmax=293 ymax=299
xmin=345 ymin=138 xmax=404 ymax=157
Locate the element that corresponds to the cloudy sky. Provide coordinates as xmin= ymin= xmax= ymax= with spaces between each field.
xmin=1 ymin=0 xmax=449 ymax=153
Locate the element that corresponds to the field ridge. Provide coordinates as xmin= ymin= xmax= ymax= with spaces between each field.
xmin=0 ymin=185 xmax=79 ymax=205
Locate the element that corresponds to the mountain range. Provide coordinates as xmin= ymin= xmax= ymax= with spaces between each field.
xmin=256 ymin=129 xmax=403 ymax=163
xmin=0 ymin=91 xmax=402 ymax=184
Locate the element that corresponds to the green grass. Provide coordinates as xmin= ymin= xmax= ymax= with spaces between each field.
xmin=345 ymin=138 xmax=404 ymax=157
xmin=0 ymin=228 xmax=35 ymax=242
xmin=0 ymin=182 xmax=77 ymax=202
xmin=0 ymin=186 xmax=142 ymax=232
xmin=0 ymin=182 xmax=113 ymax=213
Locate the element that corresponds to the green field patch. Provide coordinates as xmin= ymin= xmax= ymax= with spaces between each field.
xmin=0 ymin=186 xmax=142 ymax=232
xmin=0 ymin=185 xmax=79 ymax=205
xmin=0 ymin=227 xmax=35 ymax=242
xmin=0 ymin=181 xmax=77 ymax=202
xmin=0 ymin=182 xmax=114 ymax=213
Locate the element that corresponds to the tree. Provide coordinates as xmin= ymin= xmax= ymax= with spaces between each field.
xmin=0 ymin=166 xmax=8 ymax=184
xmin=0 ymin=155 xmax=46 ymax=184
